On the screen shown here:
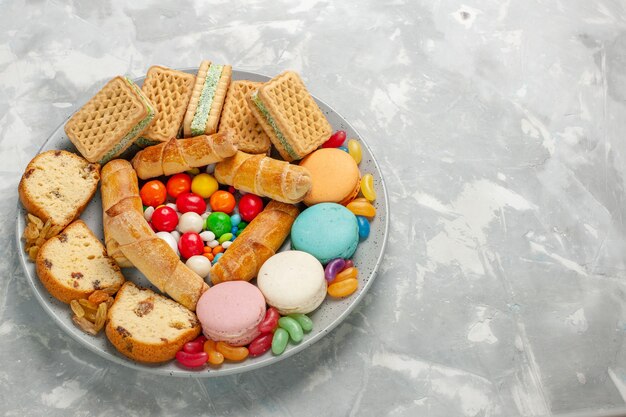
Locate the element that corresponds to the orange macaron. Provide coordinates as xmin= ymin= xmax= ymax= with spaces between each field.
xmin=299 ymin=148 xmax=360 ymax=206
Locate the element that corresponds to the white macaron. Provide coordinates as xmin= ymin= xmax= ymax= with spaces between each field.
xmin=257 ymin=250 xmax=327 ymax=314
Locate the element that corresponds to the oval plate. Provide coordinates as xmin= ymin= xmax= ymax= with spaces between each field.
xmin=16 ymin=69 xmax=389 ymax=377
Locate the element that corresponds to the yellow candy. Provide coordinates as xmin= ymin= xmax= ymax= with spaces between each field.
xmin=347 ymin=139 xmax=362 ymax=164
xmin=203 ymin=339 xmax=224 ymax=366
xmin=191 ymin=173 xmax=219 ymax=198
xmin=332 ymin=267 xmax=358 ymax=283
xmin=328 ymin=278 xmax=358 ymax=298
xmin=216 ymin=341 xmax=249 ymax=361
xmin=360 ymin=174 xmax=376 ymax=202
xmin=346 ymin=198 xmax=376 ymax=217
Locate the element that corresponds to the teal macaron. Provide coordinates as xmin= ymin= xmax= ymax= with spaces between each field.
xmin=290 ymin=203 xmax=359 ymax=264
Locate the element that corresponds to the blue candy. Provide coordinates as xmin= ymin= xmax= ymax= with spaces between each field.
xmin=338 ymin=146 xmax=349 ymax=153
xmin=231 ymin=226 xmax=238 ymax=234
xmin=230 ymin=213 xmax=241 ymax=227
xmin=212 ymin=253 xmax=224 ymax=264
xmin=356 ymin=216 xmax=370 ymax=240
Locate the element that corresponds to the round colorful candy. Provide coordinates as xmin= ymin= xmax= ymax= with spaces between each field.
xmin=238 ymin=194 xmax=264 ymax=222
xmin=178 ymin=212 xmax=204 ymax=233
xmin=178 ymin=232 xmax=204 ymax=259
xmin=186 ymin=255 xmax=212 ymax=278
xmin=166 ymin=173 xmax=191 ymax=198
xmin=322 ymin=130 xmax=346 ymax=148
xmin=140 ymin=180 xmax=166 ymax=207
xmin=176 ymin=192 xmax=207 ymax=214
xmin=206 ymin=212 xmax=232 ymax=238
xmin=209 ymin=190 xmax=236 ymax=213
xmin=151 ymin=206 xmax=178 ymax=232
xmin=191 ymin=173 xmax=219 ymax=199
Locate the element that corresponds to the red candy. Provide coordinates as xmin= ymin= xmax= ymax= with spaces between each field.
xmin=166 ymin=173 xmax=192 ymax=198
xmin=183 ymin=335 xmax=207 ymax=354
xmin=258 ymin=307 xmax=280 ymax=333
xmin=238 ymin=194 xmax=264 ymax=222
xmin=322 ymin=130 xmax=346 ymax=148
xmin=140 ymin=180 xmax=167 ymax=207
xmin=175 ymin=351 xmax=208 ymax=368
xmin=178 ymin=232 xmax=204 ymax=259
xmin=248 ymin=333 xmax=273 ymax=357
xmin=151 ymin=206 xmax=178 ymax=232
xmin=176 ymin=192 xmax=207 ymax=214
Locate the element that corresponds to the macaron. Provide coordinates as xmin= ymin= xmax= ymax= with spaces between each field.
xmin=299 ymin=148 xmax=360 ymax=206
xmin=290 ymin=203 xmax=359 ymax=264
xmin=195 ymin=281 xmax=266 ymax=346
xmin=257 ymin=251 xmax=327 ymax=315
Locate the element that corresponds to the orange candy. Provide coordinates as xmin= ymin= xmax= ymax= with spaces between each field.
xmin=327 ymin=278 xmax=358 ymax=298
xmin=216 ymin=341 xmax=249 ymax=361
xmin=203 ymin=252 xmax=215 ymax=261
xmin=346 ymin=198 xmax=376 ymax=217
xmin=209 ymin=190 xmax=236 ymax=213
xmin=203 ymin=339 xmax=224 ymax=366
xmin=212 ymin=245 xmax=224 ymax=255
xmin=331 ymin=267 xmax=358 ymax=284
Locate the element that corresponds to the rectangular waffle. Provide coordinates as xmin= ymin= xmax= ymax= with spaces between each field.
xmin=183 ymin=61 xmax=232 ymax=137
xmin=138 ymin=66 xmax=195 ymax=146
xmin=64 ymin=76 xmax=156 ymax=164
xmin=218 ymin=80 xmax=271 ymax=154
xmin=247 ymin=71 xmax=332 ymax=161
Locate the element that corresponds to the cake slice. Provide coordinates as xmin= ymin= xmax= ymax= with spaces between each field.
xmin=218 ymin=80 xmax=271 ymax=154
xmin=19 ymin=150 xmax=100 ymax=258
xmin=35 ymin=220 xmax=125 ymax=303
xmin=105 ymin=282 xmax=201 ymax=363
xmin=247 ymin=71 xmax=332 ymax=161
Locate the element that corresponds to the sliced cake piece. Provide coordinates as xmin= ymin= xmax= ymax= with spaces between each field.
xmin=105 ymin=282 xmax=201 ymax=363
xmin=35 ymin=220 xmax=125 ymax=303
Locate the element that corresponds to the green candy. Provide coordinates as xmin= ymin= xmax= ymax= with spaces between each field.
xmin=272 ymin=328 xmax=289 ymax=355
xmin=237 ymin=221 xmax=248 ymax=230
xmin=218 ymin=233 xmax=233 ymax=244
xmin=278 ymin=316 xmax=303 ymax=343
xmin=235 ymin=229 xmax=244 ymax=237
xmin=206 ymin=212 xmax=232 ymax=238
xmin=288 ymin=314 xmax=313 ymax=333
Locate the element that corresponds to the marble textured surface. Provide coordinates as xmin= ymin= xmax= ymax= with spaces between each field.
xmin=2 ymin=0 xmax=626 ymax=415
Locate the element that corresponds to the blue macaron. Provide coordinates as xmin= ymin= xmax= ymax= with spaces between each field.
xmin=290 ymin=203 xmax=359 ymax=264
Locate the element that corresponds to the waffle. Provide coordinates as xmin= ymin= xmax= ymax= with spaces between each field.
xmin=139 ymin=66 xmax=195 ymax=145
xmin=183 ymin=61 xmax=232 ymax=137
xmin=64 ymin=77 xmax=156 ymax=164
xmin=247 ymin=71 xmax=332 ymax=162
xmin=218 ymin=80 xmax=271 ymax=154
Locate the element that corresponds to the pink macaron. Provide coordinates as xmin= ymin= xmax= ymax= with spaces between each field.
xmin=195 ymin=281 xmax=266 ymax=346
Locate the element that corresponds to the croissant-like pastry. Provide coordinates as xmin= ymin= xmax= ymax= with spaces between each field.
xmin=131 ymin=129 xmax=238 ymax=179
xmin=214 ymin=151 xmax=312 ymax=204
xmin=209 ymin=201 xmax=299 ymax=284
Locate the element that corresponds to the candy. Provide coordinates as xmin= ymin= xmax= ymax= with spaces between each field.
xmin=175 ymin=351 xmax=208 ymax=368
xmin=183 ymin=336 xmax=206 ymax=353
xmin=333 ymin=266 xmax=358 ymax=283
xmin=212 ymin=245 xmax=224 ymax=255
xmin=346 ymin=198 xmax=376 ymax=217
xmin=203 ymin=339 xmax=224 ymax=366
xmin=360 ymin=174 xmax=376 ymax=201
xmin=207 ymin=239 xmax=219 ymax=248
xmin=324 ymin=258 xmax=346 ymax=283
xmin=177 ymin=212 xmax=204 ymax=233
xmin=206 ymin=212 xmax=232 ymax=238
xmin=176 ymin=192 xmax=207 ymax=214
xmin=140 ymin=180 xmax=167 ymax=207
xmin=347 ymin=139 xmax=362 ymax=164
xmin=278 ymin=316 xmax=303 ymax=343
xmin=209 ymin=190 xmax=236 ymax=213
xmin=151 ymin=206 xmax=178 ymax=232
xmin=170 ymin=230 xmax=181 ymax=242
xmin=258 ymin=307 xmax=280 ymax=333
xmin=218 ymin=233 xmax=233 ymax=244
xmin=205 ymin=163 xmax=216 ymax=174
xmin=356 ymin=215 xmax=370 ymax=240
xmin=166 ymin=173 xmax=191 ymax=198
xmin=213 ymin=253 xmax=223 ymax=264
xmin=322 ymin=130 xmax=346 ymax=148
xmin=216 ymin=341 xmax=249 ymax=361
xmin=222 ymin=240 xmax=232 ymax=249
xmin=271 ymin=328 xmax=289 ymax=355
xmin=288 ymin=313 xmax=313 ymax=333
xmin=344 ymin=259 xmax=354 ymax=269
xmin=143 ymin=206 xmax=155 ymax=222
xmin=249 ymin=333 xmax=274 ymax=357
xmin=199 ymin=231 xmax=216 ymax=241
xmin=230 ymin=213 xmax=241 ymax=227
xmin=186 ymin=167 xmax=201 ymax=175
xmin=155 ymin=231 xmax=179 ymax=256
xmin=238 ymin=194 xmax=264 ymax=222
xmin=178 ymin=232 xmax=204 ymax=259
xmin=185 ymin=255 xmax=212 ymax=278
xmin=203 ymin=252 xmax=215 ymax=262
xmin=230 ymin=226 xmax=238 ymax=234
xmin=327 ymin=278 xmax=358 ymax=298
xmin=191 ymin=173 xmax=219 ymax=198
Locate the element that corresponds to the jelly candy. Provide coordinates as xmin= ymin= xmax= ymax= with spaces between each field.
xmin=324 ymin=258 xmax=346 ymax=283
xmin=272 ymin=328 xmax=289 ymax=355
xmin=258 ymin=307 xmax=280 ymax=333
xmin=347 ymin=139 xmax=362 ymax=164
xmin=328 ymin=278 xmax=358 ymax=298
xmin=191 ymin=173 xmax=219 ymax=198
xmin=346 ymin=198 xmax=376 ymax=217
xmin=249 ymin=333 xmax=273 ymax=357
xmin=216 ymin=341 xmax=249 ymax=361
xmin=288 ymin=314 xmax=313 ymax=333
xmin=175 ymin=351 xmax=208 ymax=368
xmin=278 ymin=316 xmax=303 ymax=343
xmin=183 ymin=335 xmax=206 ymax=353
xmin=356 ymin=215 xmax=370 ymax=240
xmin=203 ymin=339 xmax=224 ymax=366
xmin=322 ymin=130 xmax=346 ymax=148
xmin=360 ymin=174 xmax=376 ymax=201
xmin=332 ymin=267 xmax=358 ymax=283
